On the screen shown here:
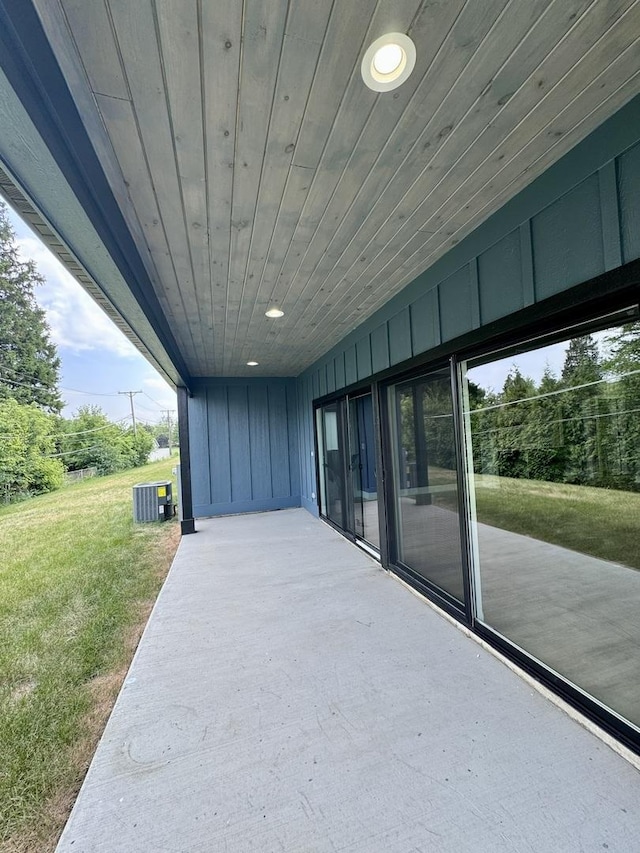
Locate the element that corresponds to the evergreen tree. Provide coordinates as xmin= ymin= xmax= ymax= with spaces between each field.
xmin=528 ymin=366 xmax=565 ymax=482
xmin=602 ymin=322 xmax=640 ymax=489
xmin=493 ymin=366 xmax=537 ymax=479
xmin=561 ymin=334 xmax=602 ymax=386
xmin=559 ymin=334 xmax=603 ymax=484
xmin=0 ymin=201 xmax=62 ymax=412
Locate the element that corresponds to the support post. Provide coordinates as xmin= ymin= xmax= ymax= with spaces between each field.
xmin=177 ymin=385 xmax=196 ymax=534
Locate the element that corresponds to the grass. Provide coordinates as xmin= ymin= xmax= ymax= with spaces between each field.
xmin=0 ymin=458 xmax=181 ymax=852
xmin=473 ymin=474 xmax=640 ymax=570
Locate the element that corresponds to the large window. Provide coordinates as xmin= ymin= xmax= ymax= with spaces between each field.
xmin=388 ymin=367 xmax=465 ymax=606
xmin=462 ymin=318 xmax=640 ymax=729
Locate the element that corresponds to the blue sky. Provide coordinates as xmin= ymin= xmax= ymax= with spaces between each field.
xmin=7 ymin=204 xmax=176 ymax=426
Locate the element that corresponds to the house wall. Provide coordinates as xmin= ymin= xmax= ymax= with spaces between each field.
xmin=296 ymin=95 xmax=640 ymax=514
xmin=188 ymin=378 xmax=300 ymax=517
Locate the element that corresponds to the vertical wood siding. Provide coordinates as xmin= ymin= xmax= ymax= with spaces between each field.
xmin=188 ymin=379 xmax=300 ymax=517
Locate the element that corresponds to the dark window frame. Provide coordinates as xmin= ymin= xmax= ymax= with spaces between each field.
xmin=310 ymin=259 xmax=640 ymax=755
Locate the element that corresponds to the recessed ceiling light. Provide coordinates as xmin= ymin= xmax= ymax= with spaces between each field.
xmin=247 ymin=360 xmax=259 ymax=366
xmin=373 ymin=43 xmax=404 ymax=76
xmin=265 ymin=307 xmax=284 ymax=318
xmin=361 ymin=33 xmax=416 ymax=93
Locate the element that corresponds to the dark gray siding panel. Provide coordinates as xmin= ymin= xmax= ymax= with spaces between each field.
xmin=297 ymin=375 xmax=316 ymax=515
xmin=249 ymin=385 xmax=272 ymax=501
xmin=532 ymin=174 xmax=604 ymax=301
xmin=410 ymin=288 xmax=440 ymax=355
xmin=356 ymin=335 xmax=372 ymax=380
xmin=478 ymin=230 xmax=523 ymax=324
xmin=439 ymin=266 xmax=472 ymax=342
xmin=334 ymin=352 xmax=346 ymax=390
xmin=209 ymin=385 xmax=231 ymax=505
xmin=297 ymin=377 xmax=310 ymax=502
xmin=189 ymin=378 xmax=301 ymax=517
xmin=619 ymin=141 xmax=640 ymax=264
xmin=188 ymin=392 xmax=210 ymax=506
xmin=345 ymin=345 xmax=357 ymax=386
xmin=318 ymin=364 xmax=327 ymax=398
xmin=371 ymin=323 xmax=390 ymax=373
xmin=326 ymin=359 xmax=336 ymax=394
xmin=388 ymin=308 xmax=412 ymax=365
xmin=228 ymin=386 xmax=252 ymax=503
xmin=269 ymin=383 xmax=290 ymax=498
xmin=286 ymin=383 xmax=301 ymax=498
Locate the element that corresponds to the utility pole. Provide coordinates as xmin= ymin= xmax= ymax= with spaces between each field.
xmin=118 ymin=390 xmax=142 ymax=435
xmin=161 ymin=410 xmax=176 ymax=453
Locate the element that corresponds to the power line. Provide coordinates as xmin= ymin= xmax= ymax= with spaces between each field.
xmin=137 ymin=403 xmax=167 ymax=417
xmin=142 ymin=391 xmax=168 ymax=409
xmin=60 ymin=387 xmax=121 ymax=397
xmin=0 ymin=416 xmax=130 ymax=441
xmin=46 ymin=443 xmax=103 ymax=459
xmin=0 ymin=368 xmax=174 ymax=408
xmin=0 ymin=367 xmax=120 ymax=397
xmin=466 ymin=367 xmax=640 ymax=415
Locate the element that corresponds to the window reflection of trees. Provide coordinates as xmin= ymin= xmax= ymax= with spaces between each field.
xmin=467 ymin=324 xmax=640 ymax=491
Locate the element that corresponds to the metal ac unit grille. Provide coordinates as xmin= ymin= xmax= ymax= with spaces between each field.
xmin=133 ymin=481 xmax=171 ymax=523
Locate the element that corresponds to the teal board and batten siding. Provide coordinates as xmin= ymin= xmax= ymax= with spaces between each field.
xmin=296 ymin=95 xmax=640 ymax=514
xmin=188 ymin=378 xmax=300 ymax=517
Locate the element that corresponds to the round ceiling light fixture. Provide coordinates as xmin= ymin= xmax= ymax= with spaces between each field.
xmin=247 ymin=360 xmax=259 ymax=366
xmin=265 ymin=307 xmax=284 ymax=318
xmin=361 ymin=33 xmax=416 ymax=93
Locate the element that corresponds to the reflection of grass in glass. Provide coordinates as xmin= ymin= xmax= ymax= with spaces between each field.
xmin=473 ymin=475 xmax=640 ymax=570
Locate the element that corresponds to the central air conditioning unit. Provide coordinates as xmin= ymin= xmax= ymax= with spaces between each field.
xmin=133 ymin=480 xmax=173 ymax=523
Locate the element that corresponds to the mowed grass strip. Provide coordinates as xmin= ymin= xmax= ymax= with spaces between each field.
xmin=0 ymin=458 xmax=181 ymax=852
xmin=474 ymin=475 xmax=640 ymax=570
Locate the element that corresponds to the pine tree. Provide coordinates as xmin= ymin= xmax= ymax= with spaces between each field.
xmin=559 ymin=333 xmax=603 ymax=484
xmin=0 ymin=201 xmax=62 ymax=413
xmin=493 ymin=366 xmax=537 ymax=479
xmin=561 ymin=334 xmax=602 ymax=386
xmin=602 ymin=322 xmax=640 ymax=489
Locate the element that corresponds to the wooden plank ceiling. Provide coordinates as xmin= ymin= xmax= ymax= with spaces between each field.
xmin=34 ymin=0 xmax=640 ymax=377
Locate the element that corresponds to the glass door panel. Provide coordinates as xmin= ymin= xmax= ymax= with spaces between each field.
xmin=348 ymin=394 xmax=380 ymax=549
xmin=389 ymin=368 xmax=465 ymax=605
xmin=317 ymin=402 xmax=346 ymax=528
xmin=461 ymin=319 xmax=640 ymax=730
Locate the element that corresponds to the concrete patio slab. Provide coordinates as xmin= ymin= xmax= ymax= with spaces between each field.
xmin=57 ymin=508 xmax=640 ymax=852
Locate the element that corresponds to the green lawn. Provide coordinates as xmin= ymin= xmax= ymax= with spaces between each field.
xmin=0 ymin=458 xmax=181 ymax=852
xmin=473 ymin=474 xmax=640 ymax=570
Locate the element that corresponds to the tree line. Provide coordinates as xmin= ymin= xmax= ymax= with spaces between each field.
xmin=468 ymin=327 xmax=640 ymax=492
xmin=0 ymin=200 xmax=160 ymax=502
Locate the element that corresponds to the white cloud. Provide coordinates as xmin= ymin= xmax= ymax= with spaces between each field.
xmin=15 ymin=232 xmax=139 ymax=359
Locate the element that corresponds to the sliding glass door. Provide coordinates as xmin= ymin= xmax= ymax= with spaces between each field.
xmin=460 ymin=317 xmax=640 ymax=731
xmin=316 ymin=401 xmax=346 ymax=529
xmin=387 ymin=367 xmax=466 ymax=607
xmin=348 ymin=393 xmax=380 ymax=549
xmin=316 ymin=392 xmax=380 ymax=551
xmin=314 ymin=308 xmax=640 ymax=748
